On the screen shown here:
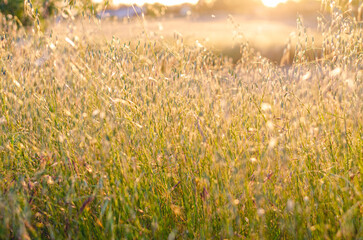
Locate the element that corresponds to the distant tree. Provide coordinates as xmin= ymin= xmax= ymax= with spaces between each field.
xmin=144 ymin=3 xmax=167 ymax=18
xmin=0 ymin=0 xmax=30 ymax=25
xmin=0 ymin=0 xmax=98 ymax=26
xmin=0 ymin=0 xmax=58 ymax=25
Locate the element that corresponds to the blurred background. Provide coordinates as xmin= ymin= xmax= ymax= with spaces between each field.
xmin=1 ymin=0 xmax=361 ymax=63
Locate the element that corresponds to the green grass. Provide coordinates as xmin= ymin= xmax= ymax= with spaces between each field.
xmin=0 ymin=2 xmax=362 ymax=239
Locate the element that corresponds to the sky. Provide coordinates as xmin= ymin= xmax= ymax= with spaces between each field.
xmin=261 ymin=0 xmax=288 ymax=7
xmin=92 ymin=0 xmax=292 ymax=7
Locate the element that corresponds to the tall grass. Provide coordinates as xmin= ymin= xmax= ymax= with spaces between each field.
xmin=0 ymin=1 xmax=362 ymax=239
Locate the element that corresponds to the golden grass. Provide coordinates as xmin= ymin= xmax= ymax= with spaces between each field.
xmin=0 ymin=2 xmax=362 ymax=239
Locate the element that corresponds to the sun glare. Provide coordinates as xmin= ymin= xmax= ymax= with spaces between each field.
xmin=261 ymin=0 xmax=288 ymax=8
xmin=93 ymin=0 xmax=199 ymax=6
xmin=94 ymin=0 xmax=294 ymax=7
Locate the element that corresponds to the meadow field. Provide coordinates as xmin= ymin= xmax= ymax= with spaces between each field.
xmin=51 ymin=13 xmax=311 ymax=63
xmin=0 ymin=1 xmax=362 ymax=239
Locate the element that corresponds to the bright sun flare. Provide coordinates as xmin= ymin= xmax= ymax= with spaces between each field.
xmin=261 ymin=0 xmax=288 ymax=8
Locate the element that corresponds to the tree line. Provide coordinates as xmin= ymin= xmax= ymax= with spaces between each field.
xmin=1 ymin=0 xmax=361 ymax=26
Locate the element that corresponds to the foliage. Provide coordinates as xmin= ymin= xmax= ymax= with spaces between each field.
xmin=0 ymin=0 xmax=98 ymax=26
xmin=0 ymin=0 xmax=32 ymax=25
xmin=144 ymin=3 xmax=167 ymax=18
xmin=0 ymin=0 xmax=362 ymax=239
